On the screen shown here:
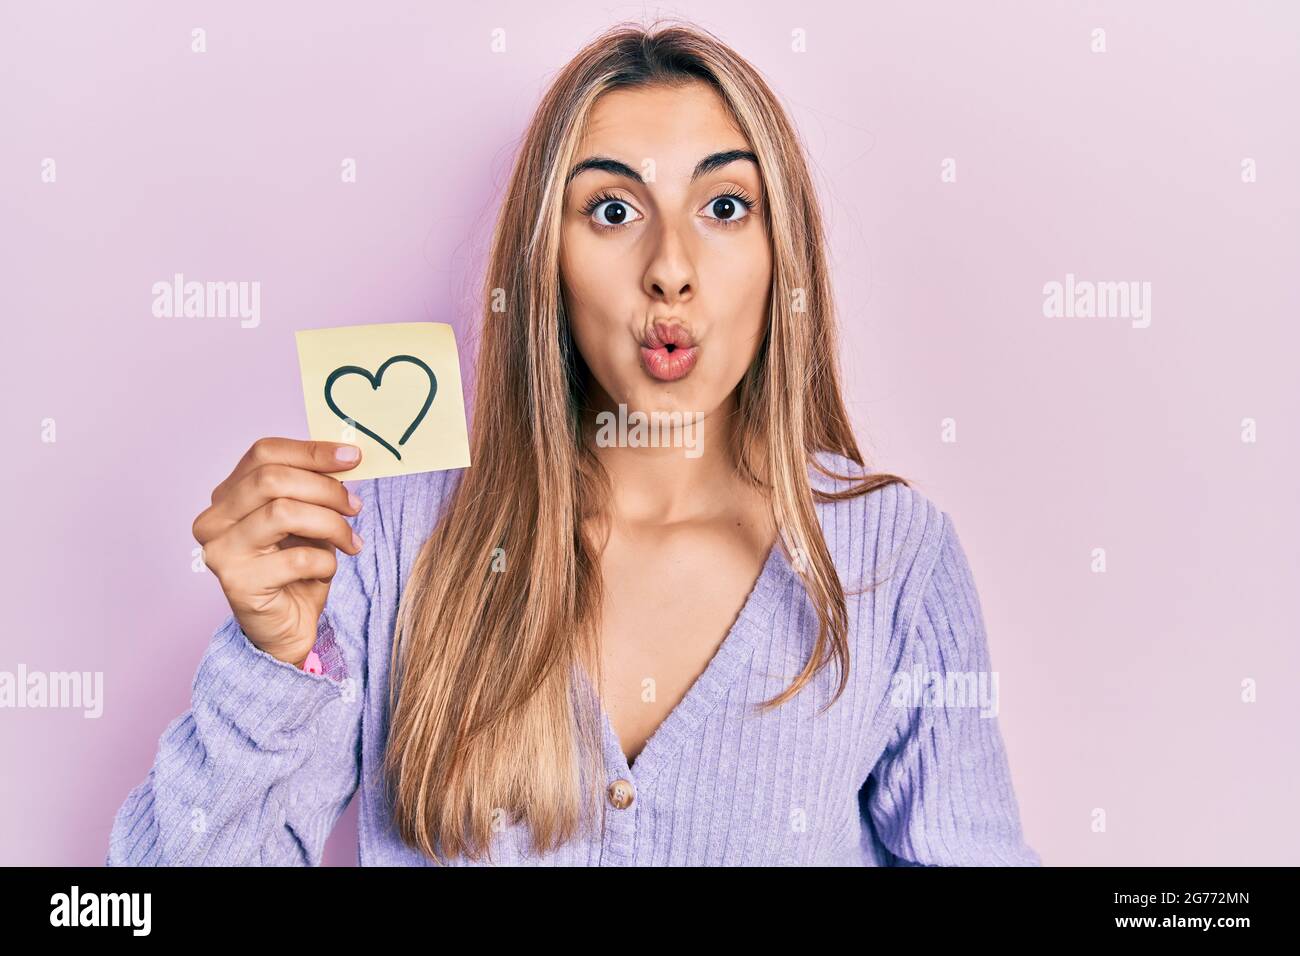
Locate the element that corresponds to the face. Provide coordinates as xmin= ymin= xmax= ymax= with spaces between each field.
xmin=559 ymin=80 xmax=772 ymax=426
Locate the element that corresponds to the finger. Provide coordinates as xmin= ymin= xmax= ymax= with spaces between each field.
xmin=279 ymin=533 xmax=332 ymax=551
xmin=195 ymin=463 xmax=361 ymax=544
xmin=211 ymin=437 xmax=362 ymax=505
xmin=225 ymin=498 xmax=362 ymax=556
xmin=205 ymin=532 xmax=325 ymax=572
xmin=251 ymin=546 xmax=340 ymax=590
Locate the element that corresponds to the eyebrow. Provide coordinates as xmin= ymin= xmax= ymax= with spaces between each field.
xmin=565 ymin=149 xmax=758 ymax=187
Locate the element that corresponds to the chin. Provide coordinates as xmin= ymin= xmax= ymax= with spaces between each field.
xmin=623 ymin=382 xmax=708 ymax=417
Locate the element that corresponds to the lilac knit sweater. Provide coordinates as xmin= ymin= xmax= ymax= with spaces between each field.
xmin=106 ymin=451 xmax=1040 ymax=866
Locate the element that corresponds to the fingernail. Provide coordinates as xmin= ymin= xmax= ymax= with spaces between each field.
xmin=347 ymin=492 xmax=363 ymax=511
xmin=352 ymin=531 xmax=364 ymax=550
xmin=335 ymin=445 xmax=360 ymax=462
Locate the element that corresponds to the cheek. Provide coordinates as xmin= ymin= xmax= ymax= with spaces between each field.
xmin=696 ymin=240 xmax=769 ymax=389
xmin=560 ymin=232 xmax=602 ymax=335
xmin=561 ymin=226 xmax=632 ymax=312
xmin=709 ymin=232 xmax=771 ymax=338
xmin=560 ymin=228 xmax=630 ymax=371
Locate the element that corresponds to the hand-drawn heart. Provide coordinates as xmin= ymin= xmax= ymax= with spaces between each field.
xmin=323 ymin=354 xmax=437 ymax=461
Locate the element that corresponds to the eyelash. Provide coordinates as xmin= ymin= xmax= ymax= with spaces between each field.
xmin=580 ymin=188 xmax=759 ymax=233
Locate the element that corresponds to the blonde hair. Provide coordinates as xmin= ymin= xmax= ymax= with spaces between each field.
xmin=382 ymin=18 xmax=909 ymax=864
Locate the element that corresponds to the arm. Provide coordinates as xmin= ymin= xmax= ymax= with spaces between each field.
xmin=106 ymin=479 xmax=376 ymax=867
xmin=864 ymin=514 xmax=1041 ymax=866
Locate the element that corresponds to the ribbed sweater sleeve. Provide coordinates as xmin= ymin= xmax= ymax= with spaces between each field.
xmin=105 ymin=478 xmax=377 ymax=866
xmin=865 ymin=514 xmax=1041 ymax=866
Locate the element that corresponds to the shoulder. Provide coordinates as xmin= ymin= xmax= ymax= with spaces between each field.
xmin=807 ymin=448 xmax=949 ymax=564
xmin=805 ymin=449 xmax=961 ymax=641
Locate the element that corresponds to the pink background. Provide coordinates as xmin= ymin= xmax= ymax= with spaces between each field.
xmin=2 ymin=0 xmax=1297 ymax=865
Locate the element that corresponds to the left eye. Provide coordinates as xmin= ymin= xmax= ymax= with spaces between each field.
xmin=701 ymin=194 xmax=751 ymax=222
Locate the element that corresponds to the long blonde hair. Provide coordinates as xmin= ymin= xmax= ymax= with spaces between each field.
xmin=382 ymin=19 xmax=909 ymax=864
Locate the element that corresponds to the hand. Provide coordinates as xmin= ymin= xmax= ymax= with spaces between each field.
xmin=192 ymin=438 xmax=365 ymax=667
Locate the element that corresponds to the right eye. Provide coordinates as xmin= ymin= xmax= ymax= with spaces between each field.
xmin=582 ymin=193 xmax=644 ymax=231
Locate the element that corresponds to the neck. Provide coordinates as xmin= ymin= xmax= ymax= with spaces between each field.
xmin=580 ymin=384 xmax=747 ymax=527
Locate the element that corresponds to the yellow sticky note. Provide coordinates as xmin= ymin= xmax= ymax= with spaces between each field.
xmin=294 ymin=321 xmax=471 ymax=481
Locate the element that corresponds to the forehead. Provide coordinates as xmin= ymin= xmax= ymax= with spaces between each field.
xmin=577 ymin=81 xmax=751 ymax=172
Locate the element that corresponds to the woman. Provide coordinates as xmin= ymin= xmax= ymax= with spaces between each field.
xmin=107 ymin=21 xmax=1039 ymax=866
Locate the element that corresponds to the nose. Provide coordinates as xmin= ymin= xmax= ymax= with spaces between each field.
xmin=642 ymin=218 xmax=696 ymax=306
